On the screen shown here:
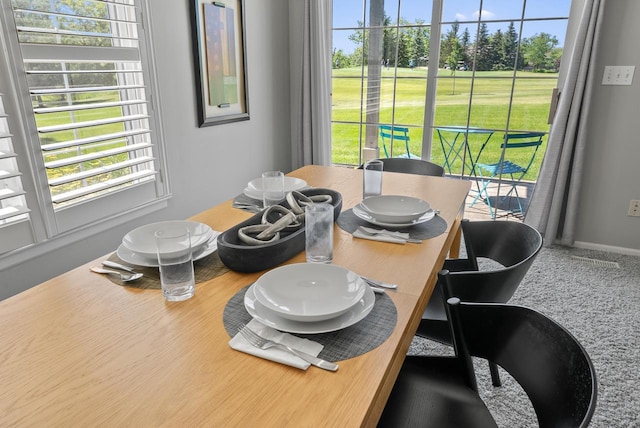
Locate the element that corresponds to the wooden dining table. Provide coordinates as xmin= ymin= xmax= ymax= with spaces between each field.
xmin=0 ymin=165 xmax=471 ymax=427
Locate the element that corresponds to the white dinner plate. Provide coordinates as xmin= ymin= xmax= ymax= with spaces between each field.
xmin=122 ymin=221 xmax=214 ymax=257
xmin=244 ymin=283 xmax=375 ymax=334
xmin=253 ymin=263 xmax=367 ymax=322
xmin=116 ymin=233 xmax=219 ymax=267
xmin=353 ymin=204 xmax=436 ymax=228
xmin=243 ymin=177 xmax=307 ymax=200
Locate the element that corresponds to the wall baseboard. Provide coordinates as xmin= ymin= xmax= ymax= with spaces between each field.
xmin=573 ymin=241 xmax=640 ymax=257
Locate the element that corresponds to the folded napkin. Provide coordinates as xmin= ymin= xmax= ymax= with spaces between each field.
xmin=229 ymin=319 xmax=324 ymax=370
xmin=353 ymin=227 xmax=409 ymax=244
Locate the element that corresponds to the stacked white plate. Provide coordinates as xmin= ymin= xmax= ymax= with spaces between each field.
xmin=244 ymin=263 xmax=375 ymax=334
xmin=243 ymin=176 xmax=307 ymax=200
xmin=117 ymin=220 xmax=218 ymax=267
xmin=354 ymin=195 xmax=435 ymax=227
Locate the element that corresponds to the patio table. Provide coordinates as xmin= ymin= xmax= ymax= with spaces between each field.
xmin=436 ymin=126 xmax=495 ymax=177
xmin=0 ymin=165 xmax=470 ymax=427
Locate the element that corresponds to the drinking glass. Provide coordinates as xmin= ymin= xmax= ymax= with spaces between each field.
xmin=155 ymin=227 xmax=195 ymax=301
xmin=363 ymin=159 xmax=383 ymax=199
xmin=262 ymin=171 xmax=285 ymax=208
xmin=305 ymin=203 xmax=334 ymax=263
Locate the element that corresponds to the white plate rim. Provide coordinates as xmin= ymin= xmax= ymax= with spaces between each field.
xmin=244 ymin=283 xmax=375 ymax=334
xmin=359 ymin=195 xmax=431 ymax=222
xmin=116 ymin=233 xmax=219 ymax=267
xmin=122 ymin=221 xmax=213 ymax=256
xmin=243 ymin=177 xmax=307 ymax=200
xmin=252 ymin=263 xmax=367 ymax=322
xmin=353 ymin=204 xmax=435 ymax=228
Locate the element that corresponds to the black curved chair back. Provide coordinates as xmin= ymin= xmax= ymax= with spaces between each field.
xmin=358 ymin=157 xmax=445 ymax=177
xmin=447 ymin=297 xmax=597 ymax=428
xmin=379 ymin=294 xmax=597 ymax=428
xmin=421 ymin=219 xmax=543 ymax=328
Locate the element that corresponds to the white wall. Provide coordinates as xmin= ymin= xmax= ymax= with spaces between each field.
xmin=574 ymin=1 xmax=640 ymax=254
xmin=0 ymin=0 xmax=293 ymax=299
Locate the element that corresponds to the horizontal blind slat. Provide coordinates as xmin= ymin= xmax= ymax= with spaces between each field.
xmin=0 ymin=206 xmax=31 ymax=222
xmin=30 ymin=84 xmax=145 ymax=96
xmin=48 ymin=156 xmax=154 ymax=186
xmin=0 ymin=150 xmax=18 ymax=159
xmin=0 ymin=187 xmax=26 ymax=200
xmin=38 ymin=114 xmax=149 ymax=133
xmin=17 ymin=27 xmax=139 ymax=43
xmin=41 ymin=129 xmax=150 ymax=151
xmin=44 ymin=142 xmax=153 ymax=168
xmin=34 ymin=99 xmax=147 ymax=114
xmin=20 ymin=44 xmax=140 ymax=62
xmin=51 ymin=170 xmax=156 ymax=204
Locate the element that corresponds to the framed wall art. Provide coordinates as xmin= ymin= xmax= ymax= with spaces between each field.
xmin=191 ymin=0 xmax=249 ymax=126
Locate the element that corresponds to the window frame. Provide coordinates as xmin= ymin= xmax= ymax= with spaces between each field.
xmin=0 ymin=0 xmax=170 ymax=265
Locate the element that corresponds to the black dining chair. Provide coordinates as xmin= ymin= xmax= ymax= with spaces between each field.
xmin=416 ymin=219 xmax=543 ymax=386
xmin=358 ymin=157 xmax=445 ymax=177
xmin=378 ymin=280 xmax=598 ymax=428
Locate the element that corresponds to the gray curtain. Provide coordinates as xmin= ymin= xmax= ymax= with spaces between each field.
xmin=525 ymin=0 xmax=605 ymax=246
xmin=288 ymin=0 xmax=332 ymax=169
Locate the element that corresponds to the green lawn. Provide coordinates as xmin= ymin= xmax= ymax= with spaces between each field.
xmin=331 ymin=67 xmax=557 ymax=181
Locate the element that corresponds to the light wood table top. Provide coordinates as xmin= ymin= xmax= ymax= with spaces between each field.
xmin=0 ymin=165 xmax=470 ymax=427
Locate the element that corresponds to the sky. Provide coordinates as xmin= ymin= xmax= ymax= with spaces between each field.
xmin=332 ymin=0 xmax=572 ymax=54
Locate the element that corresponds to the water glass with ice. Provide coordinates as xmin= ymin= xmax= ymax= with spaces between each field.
xmin=262 ymin=171 xmax=285 ymax=208
xmin=305 ymin=203 xmax=334 ymax=263
xmin=155 ymin=227 xmax=195 ymax=301
xmin=363 ymin=159 xmax=383 ymax=199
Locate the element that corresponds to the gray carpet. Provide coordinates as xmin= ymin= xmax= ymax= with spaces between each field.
xmin=408 ymin=245 xmax=640 ymax=427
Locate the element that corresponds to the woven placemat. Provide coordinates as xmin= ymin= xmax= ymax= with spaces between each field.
xmin=223 ymin=285 xmax=397 ymax=362
xmin=102 ymin=251 xmax=230 ymax=289
xmin=337 ymin=208 xmax=448 ymax=240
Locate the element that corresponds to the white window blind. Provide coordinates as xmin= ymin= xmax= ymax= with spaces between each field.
xmin=0 ymin=0 xmax=167 ymax=256
xmin=0 ymin=0 xmax=168 ymax=240
xmin=12 ymin=0 xmax=157 ymax=208
xmin=0 ymin=90 xmax=35 ymax=254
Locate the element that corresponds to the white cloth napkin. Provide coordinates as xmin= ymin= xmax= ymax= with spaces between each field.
xmin=353 ymin=227 xmax=408 ymax=244
xmin=229 ymin=319 xmax=324 ymax=370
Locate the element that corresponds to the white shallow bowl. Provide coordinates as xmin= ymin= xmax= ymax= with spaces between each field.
xmin=243 ymin=177 xmax=307 ymax=200
xmin=360 ymin=195 xmax=431 ymax=224
xmin=122 ymin=221 xmax=213 ymax=257
xmin=244 ymin=283 xmax=375 ymax=334
xmin=253 ymin=263 xmax=367 ymax=322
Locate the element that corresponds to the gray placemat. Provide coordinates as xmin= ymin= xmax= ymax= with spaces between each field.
xmin=223 ymin=285 xmax=397 ymax=362
xmin=337 ymin=208 xmax=448 ymax=240
xmin=102 ymin=251 xmax=230 ymax=289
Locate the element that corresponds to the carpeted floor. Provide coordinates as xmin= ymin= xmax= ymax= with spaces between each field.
xmin=408 ymin=245 xmax=640 ymax=427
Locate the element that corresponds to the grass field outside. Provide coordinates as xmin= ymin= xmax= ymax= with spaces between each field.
xmin=331 ymin=67 xmax=557 ymax=182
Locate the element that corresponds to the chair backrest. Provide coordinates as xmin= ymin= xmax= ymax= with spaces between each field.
xmin=373 ymin=157 xmax=445 ymax=177
xmin=445 ymin=297 xmax=597 ymax=428
xmin=500 ymin=131 xmax=545 ymax=170
xmin=379 ymin=125 xmax=410 ymax=158
xmin=441 ymin=219 xmax=543 ymax=304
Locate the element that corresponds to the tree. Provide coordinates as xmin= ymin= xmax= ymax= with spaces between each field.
xmin=411 ymin=21 xmax=429 ymax=67
xmin=473 ymin=23 xmax=492 ymax=71
xmin=332 ymin=49 xmax=350 ymax=69
xmin=440 ymin=22 xmax=460 ymax=68
xmin=522 ymin=33 xmax=559 ymax=71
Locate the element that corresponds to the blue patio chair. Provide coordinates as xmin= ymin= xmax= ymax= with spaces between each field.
xmin=379 ymin=125 xmax=420 ymax=159
xmin=470 ymin=131 xmax=545 ymax=218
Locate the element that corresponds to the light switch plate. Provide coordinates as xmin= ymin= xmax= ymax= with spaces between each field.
xmin=602 ymin=66 xmax=635 ymax=85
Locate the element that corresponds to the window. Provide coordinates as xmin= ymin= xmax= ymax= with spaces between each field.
xmin=331 ymin=0 xmax=571 ymax=218
xmin=0 ymin=0 xmax=168 ymax=257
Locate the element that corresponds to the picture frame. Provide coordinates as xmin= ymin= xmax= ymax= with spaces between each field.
xmin=191 ymin=0 xmax=249 ymax=127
